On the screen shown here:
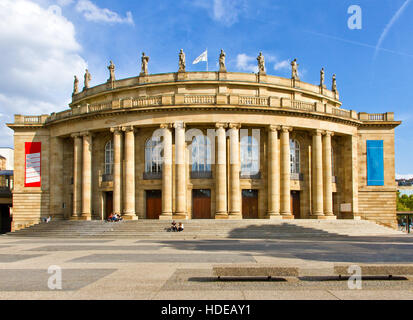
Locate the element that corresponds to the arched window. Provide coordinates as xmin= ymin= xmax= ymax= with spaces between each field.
xmin=145 ymin=137 xmax=162 ymax=173
xmin=290 ymin=139 xmax=300 ymax=174
xmin=104 ymin=140 xmax=114 ymax=175
xmin=241 ymin=135 xmax=259 ymax=175
xmin=191 ymin=135 xmax=211 ymax=172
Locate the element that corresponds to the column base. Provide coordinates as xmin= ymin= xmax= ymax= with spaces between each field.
xmin=282 ymin=215 xmax=295 ymax=220
xmin=122 ymin=214 xmax=138 ymax=220
xmin=78 ymin=215 xmax=92 ymax=221
xmin=310 ymin=215 xmax=336 ymax=220
xmin=215 ymin=212 xmax=228 ymax=219
xmin=266 ymin=212 xmax=283 ymax=219
xmin=70 ymin=215 xmax=82 ymax=221
xmin=228 ymin=213 xmax=243 ymax=220
xmin=173 ymin=214 xmax=187 ymax=220
xmin=159 ymin=213 xmax=173 ymax=220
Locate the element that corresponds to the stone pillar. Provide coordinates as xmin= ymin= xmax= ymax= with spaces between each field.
xmin=81 ymin=132 xmax=93 ymax=220
xmin=160 ymin=124 xmax=173 ymax=219
xmin=312 ymin=129 xmax=324 ymax=217
xmin=174 ymin=121 xmax=187 ymax=218
xmin=50 ymin=137 xmax=64 ymax=218
xmin=123 ymin=126 xmax=137 ymax=220
xmin=323 ymin=131 xmax=335 ymax=218
xmin=111 ymin=127 xmax=123 ymax=215
xmin=228 ymin=123 xmax=242 ymax=218
xmin=280 ymin=126 xmax=293 ymax=218
xmin=267 ymin=125 xmax=282 ymax=219
xmin=71 ymin=133 xmax=82 ymax=219
xmin=215 ymin=123 xmax=228 ymax=218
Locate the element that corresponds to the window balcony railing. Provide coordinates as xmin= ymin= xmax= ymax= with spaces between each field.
xmin=102 ymin=174 xmax=113 ymax=182
xmin=290 ymin=173 xmax=304 ymax=181
xmin=240 ymin=172 xmax=261 ymax=179
xmin=143 ymin=172 xmax=162 ymax=180
xmin=190 ymin=171 xmax=213 ymax=179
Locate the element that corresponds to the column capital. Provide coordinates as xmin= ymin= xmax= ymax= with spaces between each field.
xmin=122 ymin=125 xmax=135 ymax=132
xmin=173 ymin=121 xmax=185 ymax=129
xmin=228 ymin=123 xmax=241 ymax=130
xmin=80 ymin=131 xmax=94 ymax=138
xmin=110 ymin=126 xmax=122 ymax=133
xmin=160 ymin=123 xmax=172 ymax=129
xmin=215 ymin=122 xmax=228 ymax=129
xmin=71 ymin=132 xmax=81 ymax=139
xmin=312 ymin=129 xmax=323 ymax=136
xmin=268 ymin=125 xmax=281 ymax=132
xmin=281 ymin=126 xmax=292 ymax=133
xmin=323 ymin=130 xmax=334 ymax=137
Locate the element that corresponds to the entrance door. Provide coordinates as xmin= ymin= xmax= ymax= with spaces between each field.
xmin=192 ymin=189 xmax=211 ymax=219
xmin=146 ymin=190 xmax=162 ymax=219
xmin=105 ymin=192 xmax=113 ymax=219
xmin=0 ymin=205 xmax=11 ymax=234
xmin=242 ymin=189 xmax=258 ymax=219
xmin=291 ymin=191 xmax=300 ymax=219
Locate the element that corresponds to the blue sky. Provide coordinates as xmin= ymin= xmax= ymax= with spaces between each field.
xmin=0 ymin=0 xmax=412 ymax=176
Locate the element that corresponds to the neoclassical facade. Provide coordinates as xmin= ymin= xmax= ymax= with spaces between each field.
xmin=8 ymin=63 xmax=401 ymax=230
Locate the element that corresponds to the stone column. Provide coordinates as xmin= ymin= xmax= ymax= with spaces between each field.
xmin=160 ymin=124 xmax=173 ymax=219
xmin=228 ymin=123 xmax=241 ymax=218
xmin=267 ymin=125 xmax=282 ymax=219
xmin=111 ymin=127 xmax=123 ymax=215
xmin=280 ymin=126 xmax=293 ymax=217
xmin=50 ymin=137 xmax=64 ymax=218
xmin=323 ymin=131 xmax=335 ymax=218
xmin=71 ymin=133 xmax=82 ymax=219
xmin=312 ymin=129 xmax=324 ymax=217
xmin=174 ymin=121 xmax=187 ymax=218
xmin=215 ymin=123 xmax=228 ymax=218
xmin=81 ymin=132 xmax=93 ymax=220
xmin=123 ymin=126 xmax=137 ymax=220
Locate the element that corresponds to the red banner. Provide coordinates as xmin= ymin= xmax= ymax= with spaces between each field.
xmin=24 ymin=142 xmax=41 ymax=187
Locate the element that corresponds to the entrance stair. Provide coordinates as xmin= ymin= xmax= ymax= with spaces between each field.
xmin=3 ymin=219 xmax=404 ymax=239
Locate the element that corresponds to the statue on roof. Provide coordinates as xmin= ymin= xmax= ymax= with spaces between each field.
xmin=332 ymin=74 xmax=338 ymax=92
xmin=320 ymin=68 xmax=325 ymax=88
xmin=257 ymin=52 xmax=266 ymax=74
xmin=83 ymin=69 xmax=91 ymax=90
xmin=107 ymin=60 xmax=115 ymax=82
xmin=73 ymin=76 xmax=79 ymax=95
xmin=291 ymin=59 xmax=299 ymax=80
xmin=219 ymin=49 xmax=226 ymax=72
xmin=178 ymin=49 xmax=186 ymax=72
xmin=140 ymin=52 xmax=149 ymax=76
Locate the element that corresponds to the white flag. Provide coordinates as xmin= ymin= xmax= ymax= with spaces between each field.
xmin=192 ymin=49 xmax=208 ymax=64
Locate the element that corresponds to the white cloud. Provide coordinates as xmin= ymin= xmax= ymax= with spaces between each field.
xmin=397 ymin=174 xmax=413 ymax=180
xmin=193 ymin=0 xmax=247 ymax=26
xmin=0 ymin=0 xmax=87 ymax=147
xmin=236 ymin=54 xmax=258 ymax=73
xmin=274 ymin=59 xmax=290 ymax=71
xmin=56 ymin=0 xmax=74 ymax=6
xmin=76 ymin=0 xmax=134 ymax=25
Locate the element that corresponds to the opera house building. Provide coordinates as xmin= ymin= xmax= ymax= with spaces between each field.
xmin=7 ymin=52 xmax=401 ymax=231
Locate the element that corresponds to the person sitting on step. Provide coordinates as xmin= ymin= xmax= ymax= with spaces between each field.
xmin=177 ymin=222 xmax=184 ymax=232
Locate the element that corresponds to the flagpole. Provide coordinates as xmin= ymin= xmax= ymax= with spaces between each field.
xmin=206 ymin=48 xmax=208 ymax=72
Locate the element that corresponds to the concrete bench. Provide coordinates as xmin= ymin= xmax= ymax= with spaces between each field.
xmin=212 ymin=264 xmax=299 ymax=279
xmin=334 ymin=265 xmax=413 ymax=278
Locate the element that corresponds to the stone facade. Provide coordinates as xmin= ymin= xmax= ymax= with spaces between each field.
xmin=7 ymin=71 xmax=400 ymax=230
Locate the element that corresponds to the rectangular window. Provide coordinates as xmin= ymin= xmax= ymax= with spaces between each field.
xmin=366 ymin=140 xmax=384 ymax=186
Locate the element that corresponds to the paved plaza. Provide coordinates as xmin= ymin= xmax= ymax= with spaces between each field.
xmin=0 ymin=233 xmax=413 ymax=300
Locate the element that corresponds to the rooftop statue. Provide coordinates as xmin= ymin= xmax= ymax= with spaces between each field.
xmin=320 ymin=67 xmax=325 ymax=88
xmin=140 ymin=52 xmax=149 ymax=76
xmin=219 ymin=49 xmax=226 ymax=72
xmin=257 ymin=52 xmax=266 ymax=74
xmin=178 ymin=49 xmax=186 ymax=72
xmin=291 ymin=58 xmax=300 ymax=80
xmin=332 ymin=74 xmax=338 ymax=92
xmin=83 ymin=69 xmax=91 ymax=90
xmin=73 ymin=75 xmax=79 ymax=95
xmin=107 ymin=60 xmax=115 ymax=82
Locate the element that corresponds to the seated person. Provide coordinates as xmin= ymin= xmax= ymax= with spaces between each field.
xmin=177 ymin=222 xmax=184 ymax=232
xmin=171 ymin=220 xmax=177 ymax=232
xmin=107 ymin=213 xmax=114 ymax=222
